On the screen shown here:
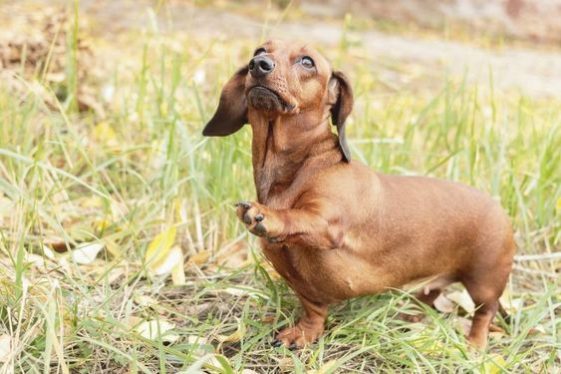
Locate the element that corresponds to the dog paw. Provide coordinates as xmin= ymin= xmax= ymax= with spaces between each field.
xmin=273 ymin=322 xmax=324 ymax=348
xmin=235 ymin=201 xmax=283 ymax=242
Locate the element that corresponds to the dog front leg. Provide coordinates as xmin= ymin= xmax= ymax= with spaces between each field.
xmin=235 ymin=201 xmax=342 ymax=249
xmin=274 ymin=295 xmax=328 ymax=348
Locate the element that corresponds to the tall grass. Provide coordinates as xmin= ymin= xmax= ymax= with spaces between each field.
xmin=0 ymin=5 xmax=560 ymax=373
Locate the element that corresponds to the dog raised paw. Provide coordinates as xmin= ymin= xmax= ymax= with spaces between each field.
xmin=235 ymin=201 xmax=283 ymax=242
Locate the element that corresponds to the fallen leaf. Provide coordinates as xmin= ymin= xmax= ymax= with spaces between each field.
xmin=499 ymin=290 xmax=523 ymax=314
xmin=217 ymin=321 xmax=245 ymax=343
xmin=44 ymin=237 xmax=71 ymax=253
xmin=145 ymin=228 xmax=187 ymax=282
xmin=177 ymin=354 xmax=230 ymax=373
xmin=145 ymin=227 xmax=177 ymax=269
xmin=149 ymin=246 xmax=184 ymax=278
xmin=123 ymin=316 xmax=143 ymax=329
xmin=433 ymin=294 xmax=455 ymax=313
xmin=92 ymin=121 xmax=117 ymax=146
xmin=94 ymin=218 xmax=112 ymax=233
xmin=222 ymin=287 xmax=250 ymax=297
xmin=103 ymin=239 xmax=122 ymax=259
xmin=133 ymin=295 xmax=158 ymax=308
xmin=408 ymin=335 xmax=445 ymax=355
xmin=307 ymin=360 xmax=338 ymax=374
xmin=261 ymin=315 xmax=276 ymax=324
xmin=171 ymin=252 xmax=186 ymax=286
xmin=0 ymin=334 xmax=12 ymax=363
xmin=278 ymin=357 xmax=295 ymax=373
xmin=482 ymin=353 xmax=506 ymax=374
xmin=447 ymin=290 xmax=475 ymax=314
xmin=528 ymin=324 xmax=546 ymax=336
xmin=145 ymin=229 xmax=185 ymax=282
xmin=188 ymin=250 xmax=210 ymax=266
xmin=217 ymin=330 xmax=244 ymax=344
xmin=70 ymin=243 xmax=104 ymax=265
xmin=91 ymin=265 xmax=125 ymax=285
xmin=40 ymin=245 xmax=56 ymax=260
xmin=135 ymin=319 xmax=178 ymax=343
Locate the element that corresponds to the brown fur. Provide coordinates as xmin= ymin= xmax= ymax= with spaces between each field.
xmin=203 ymin=40 xmax=515 ymax=349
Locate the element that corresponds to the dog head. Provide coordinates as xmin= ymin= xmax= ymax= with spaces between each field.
xmin=202 ymin=40 xmax=353 ymax=161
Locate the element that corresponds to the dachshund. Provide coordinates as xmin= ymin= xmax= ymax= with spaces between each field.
xmin=202 ymin=40 xmax=515 ymax=349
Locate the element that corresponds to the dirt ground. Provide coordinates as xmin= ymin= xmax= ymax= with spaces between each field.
xmin=2 ymin=0 xmax=561 ymax=99
xmin=78 ymin=0 xmax=561 ymax=99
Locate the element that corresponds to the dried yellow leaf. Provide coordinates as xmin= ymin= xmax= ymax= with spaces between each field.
xmin=189 ymin=250 xmax=210 ymax=266
xmin=145 ymin=227 xmax=177 ymax=269
xmin=217 ymin=326 xmax=245 ymax=343
xmin=93 ymin=121 xmax=117 ymax=146
xmin=94 ymin=218 xmax=112 ymax=232
xmin=103 ymin=239 xmax=122 ymax=259
xmin=482 ymin=354 xmax=506 ymax=374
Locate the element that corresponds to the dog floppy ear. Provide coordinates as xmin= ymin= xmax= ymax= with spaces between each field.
xmin=329 ymin=71 xmax=354 ymax=162
xmin=202 ymin=66 xmax=248 ymax=136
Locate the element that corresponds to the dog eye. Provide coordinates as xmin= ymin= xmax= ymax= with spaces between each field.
xmin=300 ymin=56 xmax=315 ymax=68
xmin=254 ymin=48 xmax=267 ymax=56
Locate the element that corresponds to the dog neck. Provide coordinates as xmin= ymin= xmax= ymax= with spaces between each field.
xmin=249 ymin=109 xmax=343 ymax=204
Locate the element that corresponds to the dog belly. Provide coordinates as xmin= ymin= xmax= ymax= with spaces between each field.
xmin=264 ymin=244 xmax=401 ymax=303
xmin=263 ymin=237 xmax=472 ymax=305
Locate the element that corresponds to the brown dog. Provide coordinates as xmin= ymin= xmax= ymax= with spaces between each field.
xmin=203 ymin=40 xmax=515 ymax=349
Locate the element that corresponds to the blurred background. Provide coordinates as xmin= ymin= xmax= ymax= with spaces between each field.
xmin=0 ymin=1 xmax=560 ymax=372
xmin=3 ymin=0 xmax=561 ymax=101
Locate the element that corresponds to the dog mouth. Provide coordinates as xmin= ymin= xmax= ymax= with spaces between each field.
xmin=247 ymin=86 xmax=295 ymax=113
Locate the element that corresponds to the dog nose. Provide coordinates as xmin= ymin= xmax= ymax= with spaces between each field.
xmin=249 ymin=55 xmax=275 ymax=78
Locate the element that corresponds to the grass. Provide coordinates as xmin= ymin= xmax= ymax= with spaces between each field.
xmin=0 ymin=2 xmax=560 ymax=373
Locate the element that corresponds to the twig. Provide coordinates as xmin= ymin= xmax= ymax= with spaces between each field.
xmin=513 ymin=264 xmax=558 ymax=278
xmin=514 ymin=252 xmax=561 ymax=262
